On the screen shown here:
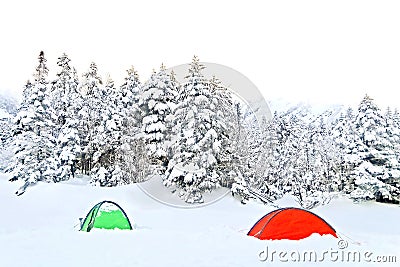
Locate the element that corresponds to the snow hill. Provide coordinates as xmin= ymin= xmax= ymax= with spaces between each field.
xmin=0 ymin=94 xmax=17 ymax=118
xmin=0 ymin=172 xmax=399 ymax=267
xmin=268 ymin=98 xmax=347 ymax=124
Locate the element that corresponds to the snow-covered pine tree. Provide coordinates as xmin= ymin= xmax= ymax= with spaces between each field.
xmin=165 ymin=68 xmax=182 ymax=147
xmin=54 ymin=118 xmax=81 ymax=182
xmin=243 ymin=110 xmax=283 ymax=204
xmin=34 ymin=51 xmax=49 ymax=84
xmin=164 ymin=56 xmax=225 ymax=203
xmin=285 ymin=115 xmax=310 ymax=203
xmin=380 ymin=106 xmax=400 ymax=202
xmin=4 ymin=81 xmax=33 ymax=173
xmin=89 ymin=75 xmax=115 ymax=185
xmin=350 ymin=95 xmax=400 ymax=203
xmin=330 ymin=111 xmax=361 ymax=193
xmin=77 ymin=62 xmax=103 ymax=174
xmin=390 ymin=108 xmax=400 ymax=180
xmin=119 ymin=66 xmax=142 ymax=129
xmin=207 ymin=76 xmax=235 ymax=183
xmin=50 ymin=54 xmax=72 ymax=127
xmin=50 ymin=53 xmax=82 ymax=182
xmin=169 ymin=69 xmax=181 ymax=98
xmin=297 ymin=119 xmax=341 ymax=208
xmin=119 ymin=66 xmax=141 ymax=109
xmin=20 ymin=80 xmax=33 ymax=104
xmin=90 ymin=75 xmax=131 ymax=186
xmin=118 ymin=66 xmax=152 ymax=183
xmin=392 ymin=108 xmax=400 ymax=130
xmin=240 ymin=109 xmax=272 ymax=200
xmin=118 ymin=66 xmax=142 ymax=144
xmin=207 ymin=76 xmax=270 ymax=203
xmin=272 ymin=114 xmax=307 ymax=195
xmin=139 ymin=63 xmax=178 ymax=172
xmin=384 ymin=107 xmax=400 ymax=162
xmin=10 ymin=51 xmax=58 ymax=194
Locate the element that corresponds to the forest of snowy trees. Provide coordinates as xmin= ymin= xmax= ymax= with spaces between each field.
xmin=1 ymin=51 xmax=400 ymax=208
xmin=262 ymin=99 xmax=400 ymax=208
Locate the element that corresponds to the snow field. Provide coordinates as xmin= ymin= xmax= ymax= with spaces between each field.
xmin=1 ymin=173 xmax=399 ymax=267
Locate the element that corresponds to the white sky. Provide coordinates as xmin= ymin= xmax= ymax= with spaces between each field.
xmin=1 ymin=0 xmax=400 ymax=109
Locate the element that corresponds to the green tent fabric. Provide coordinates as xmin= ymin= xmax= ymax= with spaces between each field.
xmin=80 ymin=201 xmax=133 ymax=232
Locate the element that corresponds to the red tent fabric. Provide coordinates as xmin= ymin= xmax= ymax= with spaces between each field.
xmin=248 ymin=207 xmax=337 ymax=240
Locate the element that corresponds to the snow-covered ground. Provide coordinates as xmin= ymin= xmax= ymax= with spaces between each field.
xmin=0 ymin=173 xmax=399 ymax=267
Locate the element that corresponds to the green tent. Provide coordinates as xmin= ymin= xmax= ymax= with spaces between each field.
xmin=80 ymin=201 xmax=133 ymax=232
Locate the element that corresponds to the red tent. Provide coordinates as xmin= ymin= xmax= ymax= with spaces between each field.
xmin=248 ymin=207 xmax=337 ymax=240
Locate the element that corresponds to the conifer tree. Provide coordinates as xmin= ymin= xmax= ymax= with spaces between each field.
xmin=90 ymin=76 xmax=125 ymax=186
xmin=120 ymin=66 xmax=141 ymax=107
xmin=77 ymin=62 xmax=103 ymax=174
xmin=350 ymin=95 xmax=400 ymax=202
xmin=139 ymin=63 xmax=178 ymax=171
xmin=49 ymin=53 xmax=82 ymax=182
xmin=164 ymin=56 xmax=224 ymax=203
xmin=10 ymin=51 xmax=58 ymax=194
